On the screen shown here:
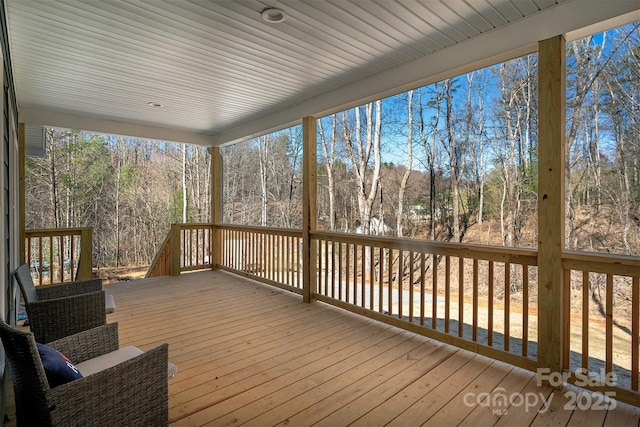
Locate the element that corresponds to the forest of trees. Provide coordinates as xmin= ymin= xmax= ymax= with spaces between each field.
xmin=222 ymin=23 xmax=639 ymax=254
xmin=25 ymin=134 xmax=211 ymax=267
xmin=25 ymin=23 xmax=639 ymax=269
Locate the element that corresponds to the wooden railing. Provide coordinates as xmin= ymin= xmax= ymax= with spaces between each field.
xmin=217 ymin=224 xmax=303 ymax=294
xmin=146 ymin=230 xmax=172 ymax=278
xmin=312 ymin=231 xmax=539 ymax=371
xmin=562 ymin=250 xmax=640 ymax=405
xmin=24 ymin=227 xmax=93 ymax=285
xmin=148 ymin=222 xmax=640 ymax=406
xmin=146 ymin=223 xmax=214 ymax=277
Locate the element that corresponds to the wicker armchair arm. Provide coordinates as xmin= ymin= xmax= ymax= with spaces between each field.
xmin=47 ymin=344 xmax=169 ymax=426
xmin=47 ymin=323 xmax=119 ymax=363
xmin=36 ymin=279 xmax=103 ymax=300
xmin=27 ymin=291 xmax=107 ymax=343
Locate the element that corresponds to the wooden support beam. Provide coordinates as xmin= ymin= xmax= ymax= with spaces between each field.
xmin=170 ymin=224 xmax=181 ymax=276
xmin=211 ymin=146 xmax=222 ymax=270
xmin=78 ymin=227 xmax=93 ymax=280
xmin=302 ymin=116 xmax=317 ymax=303
xmin=537 ymin=35 xmax=566 ymax=374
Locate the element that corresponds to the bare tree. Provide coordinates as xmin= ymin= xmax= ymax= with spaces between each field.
xmin=396 ymin=90 xmax=413 ymax=237
xmin=418 ymin=84 xmax=443 ymax=240
xmin=442 ymin=79 xmax=466 ymax=242
xmin=467 ymin=71 xmax=488 ymax=225
xmin=566 ymin=36 xmax=606 ymax=248
xmin=258 ymin=135 xmax=269 ymax=226
xmin=318 ymin=114 xmax=338 ymax=231
xmin=343 ymin=100 xmax=382 ymax=234
xmin=182 ymin=144 xmax=187 ymax=223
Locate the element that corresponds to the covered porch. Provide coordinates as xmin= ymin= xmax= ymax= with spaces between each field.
xmin=6 ymin=270 xmax=640 ymax=426
xmin=4 ymin=1 xmax=640 ymax=425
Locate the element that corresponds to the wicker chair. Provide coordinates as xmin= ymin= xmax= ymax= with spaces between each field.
xmin=14 ymin=263 xmax=113 ymax=343
xmin=0 ymin=320 xmax=169 ymax=426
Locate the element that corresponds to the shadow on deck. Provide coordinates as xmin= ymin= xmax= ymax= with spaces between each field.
xmin=5 ymin=270 xmax=640 ymax=426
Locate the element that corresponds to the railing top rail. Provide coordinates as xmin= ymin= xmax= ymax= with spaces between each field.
xmin=563 ymin=249 xmax=640 ymax=265
xmin=311 ymin=230 xmax=538 ymax=265
xmin=173 ymin=223 xmax=215 ymax=229
xmin=563 ymin=249 xmax=640 ymax=276
xmin=215 ymin=223 xmax=303 ymax=236
xmin=25 ymin=227 xmax=91 ymax=236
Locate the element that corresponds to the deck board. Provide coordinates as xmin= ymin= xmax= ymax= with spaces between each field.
xmin=4 ymin=270 xmax=640 ymax=426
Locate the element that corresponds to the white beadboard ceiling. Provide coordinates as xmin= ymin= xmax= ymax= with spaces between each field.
xmin=5 ymin=0 xmax=640 ymax=146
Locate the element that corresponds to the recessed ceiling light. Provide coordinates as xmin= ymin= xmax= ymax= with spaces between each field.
xmin=147 ymin=102 xmax=164 ymax=108
xmin=261 ymin=7 xmax=287 ymax=24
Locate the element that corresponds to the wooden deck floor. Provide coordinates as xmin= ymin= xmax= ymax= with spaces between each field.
xmin=6 ymin=270 xmax=640 ymax=426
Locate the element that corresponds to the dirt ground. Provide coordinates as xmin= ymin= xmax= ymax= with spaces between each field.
xmin=94 ymin=265 xmax=148 ymax=285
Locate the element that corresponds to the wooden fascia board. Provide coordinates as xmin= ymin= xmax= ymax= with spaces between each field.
xmin=19 ymin=107 xmax=215 ymax=146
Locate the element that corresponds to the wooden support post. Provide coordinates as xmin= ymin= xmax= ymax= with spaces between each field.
xmin=537 ymin=35 xmax=566 ymax=375
xmin=78 ymin=227 xmax=93 ymax=280
xmin=302 ymin=116 xmax=317 ymax=303
xmin=211 ymin=146 xmax=222 ymax=270
xmin=18 ymin=123 xmax=25 ymax=264
xmin=170 ymin=224 xmax=181 ymax=276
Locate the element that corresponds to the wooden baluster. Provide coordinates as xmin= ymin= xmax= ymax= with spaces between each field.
xmin=324 ymin=240 xmax=329 ymax=295
xmin=632 ymin=276 xmax=639 ymax=391
xmin=278 ymin=233 xmax=281 ymax=282
xmin=408 ymin=251 xmax=414 ymax=322
xmin=563 ymin=268 xmax=572 ymax=369
xmin=522 ymin=265 xmax=529 ymax=358
xmin=473 ymin=259 xmax=478 ymax=342
xmin=48 ymin=236 xmax=54 ymax=285
xmin=582 ymin=271 xmax=589 ymax=371
xmin=488 ymin=260 xmax=494 ymax=347
xmin=431 ymin=253 xmax=437 ymax=330
xmin=285 ymin=235 xmax=290 ymax=286
xmin=353 ymin=244 xmax=358 ymax=305
xmin=331 ymin=242 xmax=340 ymax=298
xmin=504 ymin=262 xmax=511 ymax=352
xmin=606 ymin=273 xmax=613 ymax=376
xmin=458 ymin=257 xmax=464 ymax=338
xmin=369 ymin=245 xmax=374 ymax=310
xmin=361 ymin=245 xmax=366 ymax=307
xmin=445 ymin=255 xmax=450 ymax=334
xmin=59 ymin=235 xmax=64 ymax=283
xmin=398 ymin=250 xmax=403 ymax=320
xmin=420 ymin=253 xmax=425 ymax=327
xmin=345 ymin=244 xmax=350 ymax=304
xmin=378 ymin=247 xmax=384 ymax=313
xmin=261 ymin=233 xmax=266 ymax=278
xmin=70 ymin=234 xmax=75 ymax=280
xmin=388 ymin=248 xmax=393 ymax=317
xmin=337 ymin=242 xmax=343 ymax=301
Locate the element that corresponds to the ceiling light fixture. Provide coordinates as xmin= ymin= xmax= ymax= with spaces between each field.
xmin=261 ymin=7 xmax=287 ymax=24
xmin=147 ymin=102 xmax=164 ymax=108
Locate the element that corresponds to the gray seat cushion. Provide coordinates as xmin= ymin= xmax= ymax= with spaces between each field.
xmin=75 ymin=345 xmax=177 ymax=379
xmin=105 ymin=293 xmax=116 ymax=314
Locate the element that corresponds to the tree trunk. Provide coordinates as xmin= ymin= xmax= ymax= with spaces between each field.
xmin=258 ymin=136 xmax=269 ymax=226
xmin=397 ymin=90 xmax=413 ymax=237
xmin=418 ymin=86 xmax=442 ymax=241
xmin=344 ymin=101 xmax=382 ymax=234
xmin=182 ymin=144 xmax=188 ymax=223
xmin=443 ymin=79 xmax=463 ymax=242
xmin=319 ymin=114 xmax=337 ymax=231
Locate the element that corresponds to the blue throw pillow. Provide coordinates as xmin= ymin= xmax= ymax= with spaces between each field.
xmin=36 ymin=343 xmax=83 ymax=387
